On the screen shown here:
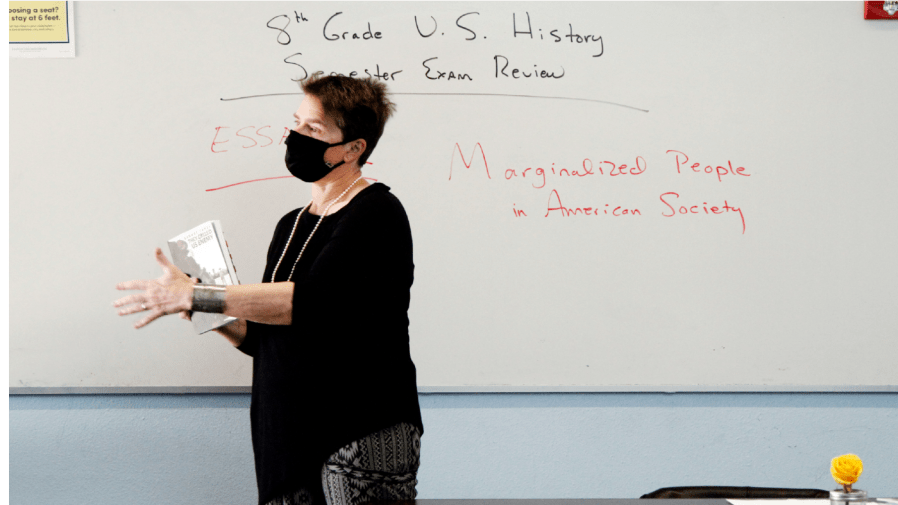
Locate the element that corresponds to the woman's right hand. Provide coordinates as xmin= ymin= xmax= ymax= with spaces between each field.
xmin=180 ymin=277 xmax=201 ymax=321
xmin=114 ymin=248 xmax=195 ymax=329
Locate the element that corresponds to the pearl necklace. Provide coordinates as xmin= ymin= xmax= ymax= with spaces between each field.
xmin=270 ymin=175 xmax=364 ymax=283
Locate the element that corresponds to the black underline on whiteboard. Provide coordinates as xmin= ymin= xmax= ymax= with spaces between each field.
xmin=219 ymin=92 xmax=301 ymax=101
xmin=396 ymin=93 xmax=648 ymax=112
xmin=219 ymin=92 xmax=648 ymax=113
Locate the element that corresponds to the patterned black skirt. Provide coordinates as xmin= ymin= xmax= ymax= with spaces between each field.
xmin=267 ymin=422 xmax=422 ymax=505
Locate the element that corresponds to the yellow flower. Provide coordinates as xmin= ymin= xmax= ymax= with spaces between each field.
xmin=831 ymin=454 xmax=863 ymax=487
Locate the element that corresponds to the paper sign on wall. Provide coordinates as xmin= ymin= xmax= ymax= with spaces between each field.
xmin=10 ymin=1 xmax=75 ymax=58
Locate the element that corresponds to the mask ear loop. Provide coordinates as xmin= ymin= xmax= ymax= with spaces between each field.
xmin=324 ymin=138 xmax=360 ymax=168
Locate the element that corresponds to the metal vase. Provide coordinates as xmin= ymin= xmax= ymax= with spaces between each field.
xmin=831 ymin=489 xmax=867 ymax=505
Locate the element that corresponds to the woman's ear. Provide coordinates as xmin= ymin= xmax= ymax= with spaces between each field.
xmin=345 ymin=139 xmax=367 ymax=163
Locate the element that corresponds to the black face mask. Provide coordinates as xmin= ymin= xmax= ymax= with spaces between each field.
xmin=284 ymin=130 xmax=350 ymax=183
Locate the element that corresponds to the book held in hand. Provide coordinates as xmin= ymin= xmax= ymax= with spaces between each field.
xmin=167 ymin=220 xmax=240 ymax=334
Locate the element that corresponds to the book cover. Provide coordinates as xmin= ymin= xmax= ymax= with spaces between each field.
xmin=167 ymin=220 xmax=239 ymax=334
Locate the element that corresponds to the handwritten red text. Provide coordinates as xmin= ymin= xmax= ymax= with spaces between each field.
xmin=545 ymin=189 xmax=642 ymax=217
xmin=659 ymin=192 xmax=746 ymax=234
xmin=211 ymin=126 xmax=290 ymax=153
xmin=503 ymin=156 xmax=647 ymax=189
xmin=449 ymin=143 xmax=490 ymax=180
xmin=666 ymin=150 xmax=750 ymax=183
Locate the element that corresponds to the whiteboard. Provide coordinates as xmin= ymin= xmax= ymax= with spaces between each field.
xmin=9 ymin=2 xmax=898 ymax=392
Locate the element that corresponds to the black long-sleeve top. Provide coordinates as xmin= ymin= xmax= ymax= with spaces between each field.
xmin=236 ymin=183 xmax=424 ymax=505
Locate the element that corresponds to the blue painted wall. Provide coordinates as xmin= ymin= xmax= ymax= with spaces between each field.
xmin=9 ymin=393 xmax=897 ymax=504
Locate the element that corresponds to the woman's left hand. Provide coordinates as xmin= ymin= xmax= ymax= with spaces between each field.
xmin=114 ymin=248 xmax=195 ymax=329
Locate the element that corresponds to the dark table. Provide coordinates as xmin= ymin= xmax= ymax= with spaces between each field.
xmin=373 ymin=500 xmax=732 ymax=505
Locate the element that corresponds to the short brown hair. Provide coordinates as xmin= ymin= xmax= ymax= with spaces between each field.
xmin=301 ymin=73 xmax=396 ymax=166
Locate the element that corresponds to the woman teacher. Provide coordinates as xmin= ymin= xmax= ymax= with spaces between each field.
xmin=114 ymin=74 xmax=424 ymax=505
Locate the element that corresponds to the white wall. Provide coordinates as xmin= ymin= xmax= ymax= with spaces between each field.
xmin=10 ymin=393 xmax=898 ymax=503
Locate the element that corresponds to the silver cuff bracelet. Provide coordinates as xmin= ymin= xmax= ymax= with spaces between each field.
xmin=192 ymin=284 xmax=227 ymax=313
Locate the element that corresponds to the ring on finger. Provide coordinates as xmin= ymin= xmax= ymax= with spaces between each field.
xmin=141 ymin=304 xmax=148 ymax=310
